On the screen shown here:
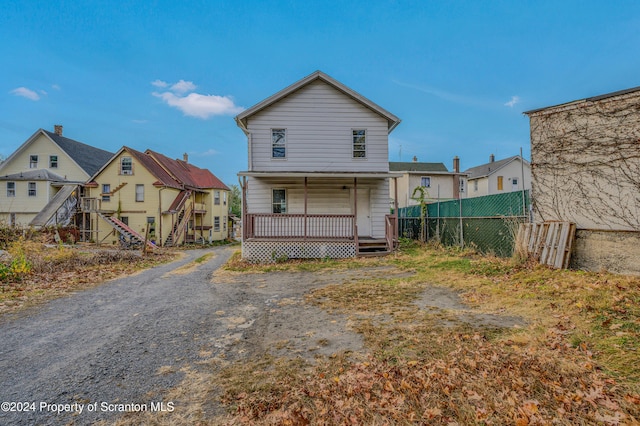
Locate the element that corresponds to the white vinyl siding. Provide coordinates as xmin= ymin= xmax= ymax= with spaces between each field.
xmin=247 ymin=177 xmax=388 ymax=238
xmin=247 ymin=81 xmax=389 ymax=172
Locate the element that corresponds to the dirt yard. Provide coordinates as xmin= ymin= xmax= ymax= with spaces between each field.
xmin=1 ymin=243 xmax=639 ymax=425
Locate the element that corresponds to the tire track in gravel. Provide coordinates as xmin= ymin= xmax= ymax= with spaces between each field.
xmin=0 ymin=247 xmax=234 ymax=426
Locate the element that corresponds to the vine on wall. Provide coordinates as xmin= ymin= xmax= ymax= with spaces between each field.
xmin=529 ymin=94 xmax=640 ymax=231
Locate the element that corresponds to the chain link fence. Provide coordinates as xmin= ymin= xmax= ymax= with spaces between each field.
xmin=398 ymin=190 xmax=531 ymax=257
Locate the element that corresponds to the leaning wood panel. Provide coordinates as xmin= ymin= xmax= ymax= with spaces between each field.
xmin=515 ymin=221 xmax=576 ymax=269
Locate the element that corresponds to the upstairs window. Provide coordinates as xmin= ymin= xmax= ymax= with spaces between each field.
xmin=474 ymin=180 xmax=478 ymax=192
xmin=214 ymin=191 xmax=220 ymax=205
xmin=352 ymin=130 xmax=366 ymax=158
xmin=420 ymin=176 xmax=431 ymax=188
xmin=30 ymin=155 xmax=38 ymax=168
xmin=28 ymin=182 xmax=37 ymax=197
xmin=135 ymin=184 xmax=144 ymax=202
xmin=102 ymin=184 xmax=111 ymax=202
xmin=214 ymin=216 xmax=220 ymax=232
xmin=120 ymin=157 xmax=133 ymax=175
xmin=49 ymin=155 xmax=58 ymax=168
xmin=223 ymin=192 xmax=227 ymax=205
xmin=7 ymin=182 xmax=16 ymax=197
xmin=272 ymin=129 xmax=286 ymax=158
xmin=272 ymin=189 xmax=286 ymax=213
xmin=497 ymin=176 xmax=504 ymax=191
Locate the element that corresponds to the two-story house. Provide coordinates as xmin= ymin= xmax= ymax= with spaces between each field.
xmin=235 ymin=71 xmax=402 ymax=262
xmin=82 ymin=146 xmax=229 ymax=247
xmin=0 ymin=126 xmax=113 ymax=227
xmin=464 ymin=154 xmax=531 ymax=198
xmin=390 ymin=156 xmax=466 ymax=208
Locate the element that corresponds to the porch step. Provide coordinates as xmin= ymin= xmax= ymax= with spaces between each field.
xmin=357 ymin=238 xmax=389 ymax=256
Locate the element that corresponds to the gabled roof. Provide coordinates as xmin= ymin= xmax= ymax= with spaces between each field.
xmin=523 ymin=86 xmax=640 ymax=115
xmin=0 ymin=128 xmax=114 ymax=177
xmin=235 ymin=70 xmax=401 ymax=133
xmin=389 ymin=162 xmax=449 ymax=173
xmin=88 ymin=146 xmax=229 ymax=192
xmin=464 ymin=155 xmax=529 ymax=180
xmin=0 ymin=169 xmax=67 ymax=181
xmin=146 ymin=150 xmax=229 ymax=190
xmin=43 ymin=130 xmax=113 ymax=176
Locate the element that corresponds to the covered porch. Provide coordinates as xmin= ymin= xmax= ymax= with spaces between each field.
xmin=239 ymin=172 xmax=400 ymax=261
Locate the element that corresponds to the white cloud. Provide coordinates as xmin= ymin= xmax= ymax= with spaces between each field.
xmin=170 ymin=80 xmax=196 ymax=94
xmin=153 ymin=91 xmax=243 ymax=119
xmin=198 ymin=149 xmax=219 ymax=156
xmin=151 ymin=79 xmax=168 ymax=88
xmin=504 ymin=96 xmax=520 ymax=107
xmin=51 ymin=84 xmax=61 ymax=91
xmin=10 ymin=87 xmax=40 ymax=101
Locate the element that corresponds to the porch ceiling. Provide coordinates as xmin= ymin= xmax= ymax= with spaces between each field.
xmin=238 ymin=171 xmax=402 ymax=179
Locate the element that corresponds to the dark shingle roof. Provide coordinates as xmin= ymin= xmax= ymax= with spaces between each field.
xmin=44 ymin=130 xmax=114 ymax=176
xmin=389 ymin=162 xmax=449 ymax=172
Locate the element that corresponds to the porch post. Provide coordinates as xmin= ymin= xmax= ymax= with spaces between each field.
xmin=394 ymin=177 xmax=399 ymax=246
xmin=304 ymin=177 xmax=308 ymax=240
xmin=353 ymin=177 xmax=358 ymax=236
xmin=241 ymin=176 xmax=247 ymax=240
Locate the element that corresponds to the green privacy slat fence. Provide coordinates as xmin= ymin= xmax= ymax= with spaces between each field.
xmin=397 ymin=190 xmax=531 ymax=257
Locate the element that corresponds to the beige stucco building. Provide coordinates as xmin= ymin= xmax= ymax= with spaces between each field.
xmin=525 ymin=86 xmax=640 ymax=274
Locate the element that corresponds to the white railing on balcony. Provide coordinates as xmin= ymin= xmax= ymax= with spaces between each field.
xmin=245 ymin=214 xmax=355 ymax=240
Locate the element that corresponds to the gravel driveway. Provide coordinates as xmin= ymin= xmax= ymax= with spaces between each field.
xmin=0 ymin=247 xmax=237 ymax=425
xmin=0 ymin=246 xmax=369 ymax=425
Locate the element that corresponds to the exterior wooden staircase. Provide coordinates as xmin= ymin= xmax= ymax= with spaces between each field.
xmin=98 ymin=212 xmax=156 ymax=250
xmin=164 ymin=203 xmax=193 ymax=247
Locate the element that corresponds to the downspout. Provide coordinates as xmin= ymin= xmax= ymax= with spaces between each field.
xmin=247 ymin=131 xmax=253 ymax=172
xmin=158 ymin=187 xmax=165 ymax=246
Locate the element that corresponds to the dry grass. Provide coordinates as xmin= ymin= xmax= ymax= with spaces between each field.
xmin=211 ymin=242 xmax=640 ymax=425
xmin=0 ymin=241 xmax=176 ymax=314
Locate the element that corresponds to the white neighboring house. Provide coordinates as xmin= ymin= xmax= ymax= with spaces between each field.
xmin=236 ymin=70 xmax=402 ymax=262
xmin=0 ymin=126 xmax=113 ymax=227
xmin=464 ymin=154 xmax=531 ymax=198
xmin=390 ymin=156 xmax=467 ymax=208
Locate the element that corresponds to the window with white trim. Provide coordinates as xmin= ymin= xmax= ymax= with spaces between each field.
xmin=352 ymin=130 xmax=366 ymax=158
xmin=49 ymin=155 xmax=58 ymax=168
xmin=30 ymin=155 xmax=38 ymax=168
xmin=7 ymin=182 xmax=15 ymax=197
xmin=223 ymin=216 xmax=227 ymax=231
xmin=135 ymin=184 xmax=144 ymax=202
xmin=272 ymin=189 xmax=286 ymax=213
xmin=420 ymin=176 xmax=431 ymax=188
xmin=223 ymin=192 xmax=227 ymax=205
xmin=28 ymin=182 xmax=37 ymax=197
xmin=272 ymin=129 xmax=286 ymax=158
xmin=120 ymin=157 xmax=133 ymax=175
xmin=214 ymin=216 xmax=220 ymax=232
xmin=102 ymin=184 xmax=111 ymax=202
xmin=214 ymin=191 xmax=220 ymax=205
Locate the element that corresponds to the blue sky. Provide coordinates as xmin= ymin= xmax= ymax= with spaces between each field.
xmin=1 ymin=1 xmax=639 ymax=186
